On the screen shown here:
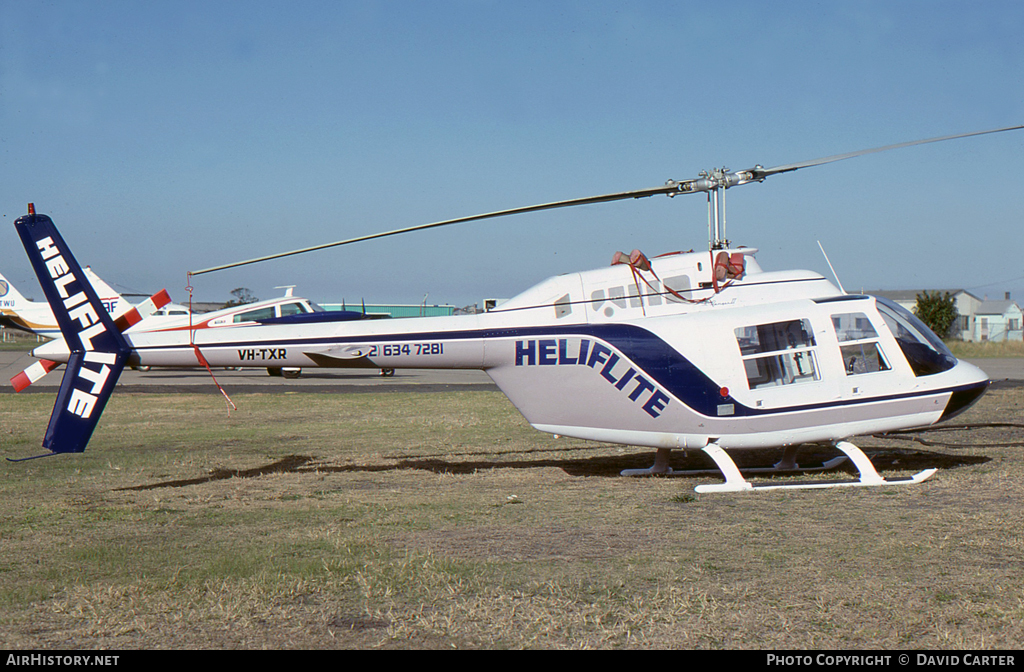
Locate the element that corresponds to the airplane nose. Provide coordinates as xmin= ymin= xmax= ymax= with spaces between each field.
xmin=939 ymin=359 xmax=990 ymax=422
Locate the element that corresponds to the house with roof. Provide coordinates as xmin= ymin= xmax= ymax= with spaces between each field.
xmin=866 ymin=289 xmax=983 ymax=341
xmin=973 ymin=297 xmax=1023 ymax=342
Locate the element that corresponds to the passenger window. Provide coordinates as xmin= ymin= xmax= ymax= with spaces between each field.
xmin=735 ymin=319 xmax=819 ymax=389
xmin=832 ymin=312 xmax=890 ymax=375
xmin=662 ymin=275 xmax=692 ymax=304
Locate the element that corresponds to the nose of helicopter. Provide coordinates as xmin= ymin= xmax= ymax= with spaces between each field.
xmin=939 ymin=358 xmax=990 ymax=422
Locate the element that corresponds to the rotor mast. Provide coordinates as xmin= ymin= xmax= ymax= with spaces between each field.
xmin=686 ymin=167 xmax=762 ymax=250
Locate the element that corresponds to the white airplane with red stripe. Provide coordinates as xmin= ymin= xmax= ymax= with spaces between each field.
xmin=10 ymin=288 xmax=171 ymax=392
xmin=28 ymin=288 xmax=375 ymax=380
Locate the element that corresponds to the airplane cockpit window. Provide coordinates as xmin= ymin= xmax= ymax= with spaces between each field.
xmin=831 ymin=312 xmax=890 ymax=375
xmin=233 ymin=306 xmax=275 ymax=323
xmin=735 ymin=319 xmax=819 ymax=389
xmin=874 ymin=297 xmax=956 ymax=376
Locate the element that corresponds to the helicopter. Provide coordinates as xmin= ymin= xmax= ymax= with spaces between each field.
xmin=11 ymin=125 xmax=1021 ymax=491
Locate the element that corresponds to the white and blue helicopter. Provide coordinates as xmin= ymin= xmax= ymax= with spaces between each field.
xmin=13 ymin=126 xmax=1020 ymax=491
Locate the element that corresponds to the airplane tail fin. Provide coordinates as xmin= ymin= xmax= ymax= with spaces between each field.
xmin=83 ymin=267 xmax=132 ymax=320
xmin=14 ymin=209 xmax=131 ymax=454
xmin=0 ymin=269 xmax=31 ymax=306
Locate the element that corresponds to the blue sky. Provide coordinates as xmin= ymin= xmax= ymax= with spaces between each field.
xmin=2 ymin=1 xmax=1022 ymax=307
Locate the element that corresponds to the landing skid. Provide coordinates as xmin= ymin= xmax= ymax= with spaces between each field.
xmin=621 ymin=442 xmax=937 ymax=493
xmin=620 ymin=445 xmax=845 ymax=478
xmin=696 ymin=441 xmax=937 ymax=493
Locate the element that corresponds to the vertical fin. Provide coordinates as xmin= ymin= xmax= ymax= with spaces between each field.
xmin=14 ymin=211 xmax=130 ymax=454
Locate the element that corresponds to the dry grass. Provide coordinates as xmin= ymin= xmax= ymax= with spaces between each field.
xmin=946 ymin=339 xmax=1024 ymax=359
xmin=1 ymin=385 xmax=1023 ymax=649
xmin=0 ymin=329 xmax=48 ymax=351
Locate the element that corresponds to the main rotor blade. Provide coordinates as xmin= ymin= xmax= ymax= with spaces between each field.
xmin=190 ymin=182 xmax=692 ymax=275
xmin=754 ymin=124 xmax=1024 ymax=178
xmin=191 ymin=123 xmax=1023 ymax=276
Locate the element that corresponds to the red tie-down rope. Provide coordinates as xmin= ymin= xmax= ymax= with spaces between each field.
xmin=186 ymin=273 xmax=236 ymax=413
xmin=611 ymin=249 xmax=737 ymax=309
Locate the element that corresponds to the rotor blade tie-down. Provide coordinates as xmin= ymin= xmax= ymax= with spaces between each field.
xmin=613 ymin=248 xmax=720 ymax=305
xmin=710 ymin=251 xmax=745 ymax=294
xmin=186 ymin=274 xmax=236 ymax=413
xmin=611 ymin=250 xmax=651 ymax=316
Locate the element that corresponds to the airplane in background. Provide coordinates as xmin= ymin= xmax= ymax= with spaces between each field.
xmin=23 ymin=285 xmax=384 ymax=379
xmin=10 ymin=125 xmax=1019 ymax=491
xmin=1 ymin=267 xmax=129 ymax=339
xmin=152 ymin=302 xmax=192 ymax=317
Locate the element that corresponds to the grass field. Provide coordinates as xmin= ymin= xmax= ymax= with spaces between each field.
xmin=0 ymin=330 xmax=49 ymax=351
xmin=2 ymin=385 xmax=1023 ymax=649
xmin=946 ymin=340 xmax=1024 ymax=359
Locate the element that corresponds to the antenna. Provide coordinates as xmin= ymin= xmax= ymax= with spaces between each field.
xmin=817 ymin=241 xmax=846 ymax=295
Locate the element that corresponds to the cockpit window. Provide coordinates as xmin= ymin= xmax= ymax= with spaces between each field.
xmin=279 ymin=302 xmax=309 ymax=317
xmin=831 ymin=313 xmax=878 ymax=342
xmin=874 ymin=297 xmax=956 ymax=376
xmin=831 ymin=312 xmax=890 ymax=375
xmin=233 ymin=306 xmax=275 ymax=323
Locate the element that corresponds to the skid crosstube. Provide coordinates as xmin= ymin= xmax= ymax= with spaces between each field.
xmin=694 ymin=441 xmax=936 ymax=493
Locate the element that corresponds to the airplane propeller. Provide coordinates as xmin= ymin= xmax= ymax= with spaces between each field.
xmin=190 ymin=124 xmax=1023 ymax=276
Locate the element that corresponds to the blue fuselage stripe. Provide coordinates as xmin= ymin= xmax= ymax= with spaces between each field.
xmin=134 ymin=322 xmax=977 ymax=418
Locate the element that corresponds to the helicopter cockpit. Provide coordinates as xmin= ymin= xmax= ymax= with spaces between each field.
xmin=873 ymin=296 xmax=957 ymax=377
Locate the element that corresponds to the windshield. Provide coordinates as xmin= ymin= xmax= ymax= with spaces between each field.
xmin=874 ymin=297 xmax=956 ymax=376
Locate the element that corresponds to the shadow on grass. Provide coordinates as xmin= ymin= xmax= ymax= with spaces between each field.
xmin=116 ymin=454 xmax=317 ymax=491
xmin=117 ymin=446 xmax=990 ymax=490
